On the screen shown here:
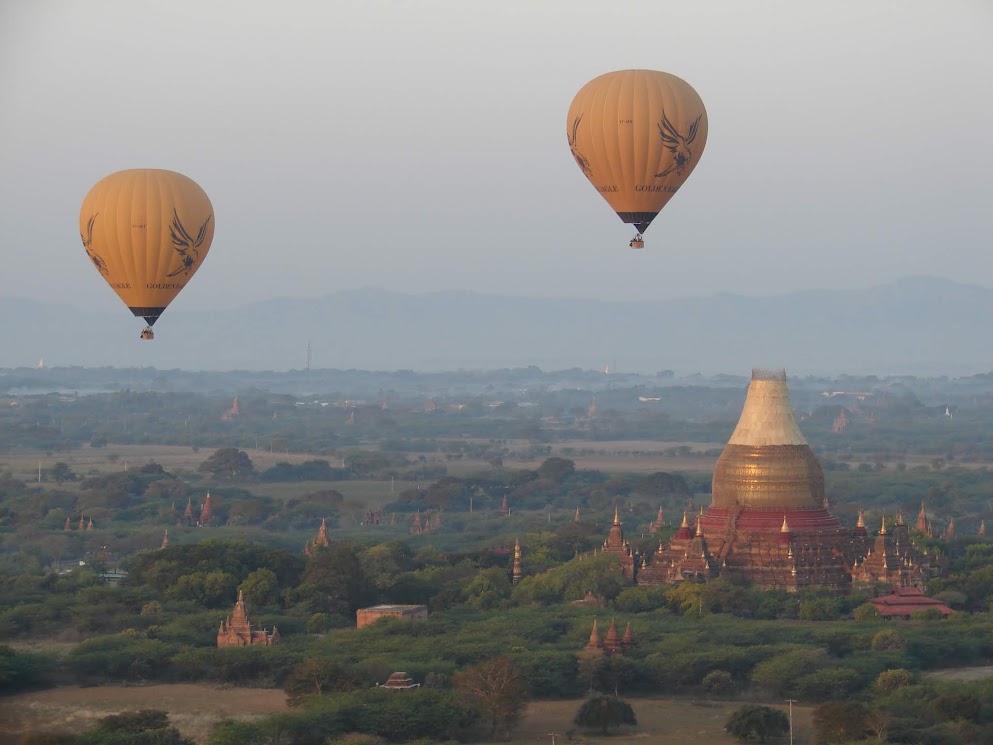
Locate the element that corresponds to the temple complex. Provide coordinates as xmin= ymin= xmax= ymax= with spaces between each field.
xmin=217 ymin=590 xmax=280 ymax=647
xmin=599 ymin=369 xmax=937 ymax=593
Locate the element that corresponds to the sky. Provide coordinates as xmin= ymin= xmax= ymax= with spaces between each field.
xmin=1 ymin=0 xmax=992 ymax=313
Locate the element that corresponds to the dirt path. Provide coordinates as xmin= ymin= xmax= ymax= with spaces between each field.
xmin=926 ymin=665 xmax=993 ymax=681
xmin=0 ymin=684 xmax=289 ymax=744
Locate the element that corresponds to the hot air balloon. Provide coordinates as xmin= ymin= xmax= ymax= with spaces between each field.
xmin=567 ymin=69 xmax=708 ymax=249
xmin=79 ymin=169 xmax=215 ymax=339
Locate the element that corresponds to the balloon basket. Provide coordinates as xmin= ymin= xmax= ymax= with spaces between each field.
xmin=629 ymin=235 xmax=645 ymax=249
xmin=140 ymin=327 xmax=155 ymax=341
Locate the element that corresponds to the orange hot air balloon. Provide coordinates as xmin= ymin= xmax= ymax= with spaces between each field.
xmin=567 ymin=69 xmax=708 ymax=249
xmin=79 ymin=169 xmax=215 ymax=339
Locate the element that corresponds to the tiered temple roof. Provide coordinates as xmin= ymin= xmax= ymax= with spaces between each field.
xmin=870 ymin=587 xmax=953 ymax=618
xmin=600 ymin=508 xmax=636 ymax=581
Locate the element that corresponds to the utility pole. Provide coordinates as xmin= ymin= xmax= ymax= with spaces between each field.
xmin=786 ymin=699 xmax=797 ymax=745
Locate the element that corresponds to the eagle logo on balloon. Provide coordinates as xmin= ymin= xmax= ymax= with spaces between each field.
xmin=569 ymin=115 xmax=593 ymax=177
xmin=167 ymin=209 xmax=212 ymax=278
xmin=655 ymin=110 xmax=703 ymax=178
xmin=80 ymin=214 xmax=109 ymax=277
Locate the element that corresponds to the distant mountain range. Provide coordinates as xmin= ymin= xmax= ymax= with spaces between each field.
xmin=2 ymin=276 xmax=990 ymax=375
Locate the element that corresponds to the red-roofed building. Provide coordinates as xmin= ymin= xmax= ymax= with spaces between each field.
xmin=869 ymin=587 xmax=954 ymax=619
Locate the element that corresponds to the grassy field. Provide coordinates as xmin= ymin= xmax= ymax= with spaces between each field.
xmin=1 ymin=439 xmax=720 ymax=484
xmin=0 ymin=684 xmax=289 ymax=744
xmin=0 ymin=686 xmax=813 ymax=745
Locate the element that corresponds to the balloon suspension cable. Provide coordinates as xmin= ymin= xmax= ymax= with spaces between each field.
xmin=140 ymin=326 xmax=155 ymax=341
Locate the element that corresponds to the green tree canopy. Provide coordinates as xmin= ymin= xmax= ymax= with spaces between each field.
xmin=198 ymin=448 xmax=255 ymax=480
xmin=574 ymin=695 xmax=637 ymax=735
xmin=725 ymin=704 xmax=789 ymax=743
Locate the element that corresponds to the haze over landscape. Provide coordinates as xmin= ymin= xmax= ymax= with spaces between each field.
xmin=2 ymin=1 xmax=992 ymax=373
xmin=3 ymin=275 xmax=993 ymax=375
xmin=4 ymin=3 xmax=993 ymax=745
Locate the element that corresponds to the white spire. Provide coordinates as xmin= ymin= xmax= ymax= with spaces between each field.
xmin=727 ymin=370 xmax=807 ymax=447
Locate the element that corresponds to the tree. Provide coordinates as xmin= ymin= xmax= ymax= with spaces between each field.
xmin=290 ymin=543 xmax=372 ymax=616
xmin=725 ymin=705 xmax=789 ymax=743
xmin=871 ymin=629 xmax=907 ymax=652
xmin=453 ymin=656 xmax=528 ymax=738
xmin=239 ymin=568 xmax=279 ymax=606
xmin=198 ymin=448 xmax=254 ymax=480
xmin=574 ymin=695 xmax=636 ymax=735
xmin=811 ymin=701 xmax=869 ymax=744
xmin=702 ymin=670 xmax=736 ymax=696
xmin=51 ymin=462 xmax=77 ymax=484
xmin=875 ymin=668 xmax=914 ymax=693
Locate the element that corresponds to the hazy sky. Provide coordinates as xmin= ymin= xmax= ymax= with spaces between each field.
xmin=1 ymin=0 xmax=991 ymax=313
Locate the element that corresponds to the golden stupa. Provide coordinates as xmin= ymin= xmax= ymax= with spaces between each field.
xmin=711 ymin=369 xmax=825 ymax=511
xmin=626 ymin=368 xmax=938 ymax=592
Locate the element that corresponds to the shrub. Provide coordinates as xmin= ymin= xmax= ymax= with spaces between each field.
xmin=702 ymin=670 xmax=736 ymax=696
xmin=870 ymin=629 xmax=906 ymax=652
xmin=875 ymin=668 xmax=914 ymax=693
xmin=725 ymin=705 xmax=789 ymax=743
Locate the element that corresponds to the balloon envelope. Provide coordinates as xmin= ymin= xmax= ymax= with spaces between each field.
xmin=79 ymin=169 xmax=215 ymax=326
xmin=567 ymin=69 xmax=708 ymax=234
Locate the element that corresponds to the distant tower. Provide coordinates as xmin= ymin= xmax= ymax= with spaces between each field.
xmin=942 ymin=517 xmax=956 ymax=541
xmin=183 ymin=497 xmax=195 ymax=526
xmin=347 ymin=410 xmax=356 ymax=425
xmin=314 ymin=518 xmax=330 ymax=548
xmin=221 ymin=397 xmax=240 ymax=421
xmin=585 ymin=619 xmax=603 ymax=651
xmin=64 ymin=516 xmax=71 ymax=531
xmin=86 ymin=517 xmax=93 ymax=530
xmin=979 ymin=519 xmax=987 ymax=537
xmin=160 ymin=529 xmax=169 ymax=549
xmin=574 ymin=506 xmax=581 ymax=523
xmin=832 ymin=409 xmax=848 ymax=433
xmin=621 ymin=622 xmax=634 ymax=649
xmin=500 ymin=494 xmax=509 ymax=517
xmin=199 ymin=492 xmax=214 ymax=526
xmin=603 ymin=617 xmax=622 ymax=653
xmin=588 ymin=396 xmax=597 ymax=418
xmin=916 ymin=501 xmax=933 ymax=537
xmin=512 ymin=539 xmax=522 ymax=584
